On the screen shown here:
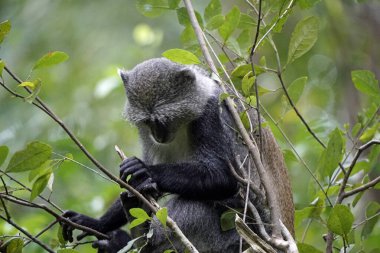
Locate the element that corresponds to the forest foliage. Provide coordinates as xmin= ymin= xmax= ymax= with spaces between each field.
xmin=0 ymin=0 xmax=379 ymax=252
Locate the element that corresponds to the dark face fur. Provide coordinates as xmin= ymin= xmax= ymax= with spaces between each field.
xmin=119 ymin=58 xmax=210 ymax=144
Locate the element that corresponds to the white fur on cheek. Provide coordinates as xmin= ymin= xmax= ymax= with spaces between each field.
xmin=195 ymin=73 xmax=217 ymax=98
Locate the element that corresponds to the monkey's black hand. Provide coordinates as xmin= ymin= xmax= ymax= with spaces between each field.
xmin=62 ymin=211 xmax=102 ymax=242
xmin=92 ymin=229 xmax=131 ymax=253
xmin=120 ymin=157 xmax=158 ymax=195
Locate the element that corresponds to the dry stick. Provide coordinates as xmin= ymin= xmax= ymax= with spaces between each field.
xmin=343 ymin=176 xmax=380 ymax=199
xmin=183 ymin=0 xmax=282 ymax=238
xmin=2 ymin=67 xmax=198 ymax=253
xmin=24 ymin=220 xmax=59 ymax=247
xmin=0 ymin=214 xmax=54 ymax=253
xmin=325 ymin=140 xmax=380 ymax=253
xmin=0 ymin=193 xmax=109 ymax=240
xmin=249 ymin=0 xmax=263 ymax=154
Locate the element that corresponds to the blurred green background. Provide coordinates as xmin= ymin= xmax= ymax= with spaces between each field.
xmin=0 ymin=0 xmax=379 ymax=252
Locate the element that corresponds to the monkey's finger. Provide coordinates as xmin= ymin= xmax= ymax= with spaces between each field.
xmin=61 ymin=223 xmax=74 ymax=242
xmin=135 ymin=177 xmax=155 ymax=192
xmin=62 ymin=210 xmax=78 ymax=218
xmin=77 ymin=231 xmax=90 ymax=241
xmin=120 ymin=165 xmax=145 ymax=182
xmin=120 ymin=156 xmax=141 ymax=168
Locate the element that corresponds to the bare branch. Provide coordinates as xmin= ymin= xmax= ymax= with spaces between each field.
xmin=326 ymin=139 xmax=380 ymax=252
xmin=277 ymin=73 xmax=326 ymax=148
xmin=24 ymin=220 xmax=59 ymax=247
xmin=0 ymin=214 xmax=54 ymax=253
xmin=183 ymin=0 xmax=282 ymax=238
xmin=0 ymin=193 xmax=109 ymax=240
xmin=343 ymin=176 xmax=380 ymax=199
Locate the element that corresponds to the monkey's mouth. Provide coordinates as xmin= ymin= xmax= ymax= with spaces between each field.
xmin=149 ymin=121 xmax=175 ymax=144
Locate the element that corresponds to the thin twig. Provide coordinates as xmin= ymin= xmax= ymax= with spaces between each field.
xmin=0 ymin=214 xmax=54 ymax=253
xmin=0 ymin=170 xmax=63 ymax=213
xmin=24 ymin=220 xmax=59 ymax=247
xmin=249 ymin=0 xmax=263 ymax=155
xmin=277 ymin=73 xmax=326 ymax=148
xmin=183 ymin=0 xmax=282 ymax=238
xmin=343 ymin=176 xmax=380 ymax=198
xmin=326 ymin=140 xmax=380 ymax=252
xmin=0 ymin=193 xmax=109 ymax=240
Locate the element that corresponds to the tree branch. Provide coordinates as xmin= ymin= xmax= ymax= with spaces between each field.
xmin=343 ymin=176 xmax=380 ymax=199
xmin=183 ymin=0 xmax=282 ymax=238
xmin=0 ymin=214 xmax=54 ymax=253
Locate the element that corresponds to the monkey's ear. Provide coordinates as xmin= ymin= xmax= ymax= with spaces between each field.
xmin=118 ymin=69 xmax=129 ymax=85
xmin=176 ymin=69 xmax=195 ymax=86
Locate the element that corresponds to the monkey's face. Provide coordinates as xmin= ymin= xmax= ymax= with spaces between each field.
xmin=144 ymin=119 xmax=176 ymax=144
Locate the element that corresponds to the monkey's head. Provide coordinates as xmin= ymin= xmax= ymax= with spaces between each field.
xmin=119 ymin=58 xmax=217 ymax=144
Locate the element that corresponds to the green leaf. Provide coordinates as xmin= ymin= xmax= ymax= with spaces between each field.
xmin=242 ymin=72 xmax=255 ymax=97
xmin=6 ymin=141 xmax=52 ymax=173
xmin=238 ymin=14 xmax=256 ymax=30
xmin=5 ymin=238 xmax=23 ymax=253
xmin=351 ymin=70 xmax=380 ymax=98
xmin=129 ymin=218 xmax=148 ymax=229
xmin=327 ymin=204 xmax=354 ymax=237
xmin=295 ymin=196 xmax=324 ymax=227
xmin=19 ymin=79 xmax=42 ymax=103
xmin=237 ymin=30 xmax=253 ymax=53
xmin=129 ymin=208 xmax=151 ymax=220
xmin=287 ymin=16 xmax=319 ymax=64
xmin=246 ymin=96 xmax=256 ymax=107
xmin=163 ymin=250 xmax=175 ymax=253
xmin=298 ymin=0 xmax=322 ymax=9
xmin=240 ymin=111 xmax=250 ymax=130
xmin=180 ymin=25 xmax=197 ymax=47
xmin=220 ymin=210 xmax=236 ymax=231
xmin=231 ymin=64 xmax=251 ymax=78
xmin=219 ymin=93 xmax=230 ymax=103
xmin=57 ymin=225 xmax=67 ymax=245
xmin=283 ymin=149 xmax=298 ymax=162
xmin=176 ymin=7 xmax=203 ymax=28
xmin=318 ymin=128 xmax=345 ymax=177
xmin=57 ymin=249 xmax=80 ymax=253
xmin=206 ymin=15 xmax=225 ymax=30
xmin=0 ymin=60 xmax=5 ymax=77
xmin=0 ymin=145 xmax=9 ymax=167
xmin=162 ymin=48 xmax=201 ymax=65
xmin=135 ymin=0 xmax=168 ymax=18
xmin=0 ymin=20 xmax=11 ymax=44
xmin=351 ymin=122 xmax=362 ymax=137
xmin=204 ymin=0 xmax=222 ymax=22
xmin=30 ymin=171 xmax=51 ymax=201
xmin=28 ymin=160 xmax=52 ymax=182
xmin=362 ymin=201 xmax=380 ymax=239
xmin=168 ymin=0 xmax=181 ymax=9
xmin=287 ymin=76 xmax=307 ymax=104
xmin=33 ymin=51 xmax=69 ymax=70
xmin=156 ymin=207 xmax=168 ymax=228
xmin=297 ymin=243 xmax=323 ymax=253
xmin=218 ymin=6 xmax=240 ymax=42
xmin=359 ymin=123 xmax=379 ymax=142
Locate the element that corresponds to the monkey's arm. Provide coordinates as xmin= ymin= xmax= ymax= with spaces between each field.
xmin=120 ymin=155 xmax=237 ymax=200
xmin=151 ymin=158 xmax=237 ymax=200
xmin=62 ymin=196 xmax=129 ymax=242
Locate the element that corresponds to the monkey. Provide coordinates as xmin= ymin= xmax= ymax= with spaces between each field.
xmin=61 ymin=58 xmax=294 ymax=253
